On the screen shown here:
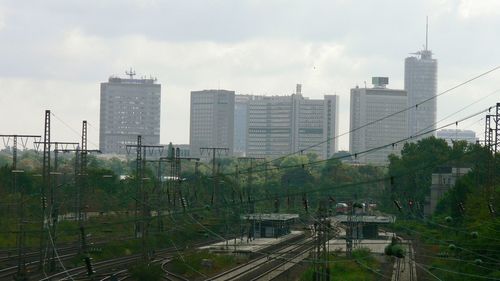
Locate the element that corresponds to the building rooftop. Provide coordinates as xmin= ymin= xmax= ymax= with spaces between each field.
xmin=333 ymin=215 xmax=396 ymax=224
xmin=241 ymin=213 xmax=299 ymax=221
xmin=107 ymin=77 xmax=158 ymax=84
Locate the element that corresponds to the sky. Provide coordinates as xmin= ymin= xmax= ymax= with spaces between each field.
xmin=1 ymin=0 xmax=500 ymax=151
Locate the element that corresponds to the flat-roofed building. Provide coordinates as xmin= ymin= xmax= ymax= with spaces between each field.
xmin=437 ymin=129 xmax=477 ymax=146
xmin=349 ymin=77 xmax=407 ymax=165
xmin=246 ymin=85 xmax=339 ymax=159
xmin=99 ymin=73 xmax=161 ymax=154
xmin=189 ymin=89 xmax=235 ymax=157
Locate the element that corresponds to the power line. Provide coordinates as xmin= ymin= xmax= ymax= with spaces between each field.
xmin=223 ymin=105 xmax=493 ymax=177
xmin=245 ymin=65 xmax=500 ymax=172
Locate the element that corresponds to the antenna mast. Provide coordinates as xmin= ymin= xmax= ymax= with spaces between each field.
xmin=125 ymin=68 xmax=136 ymax=79
xmin=425 ymin=16 xmax=428 ymax=51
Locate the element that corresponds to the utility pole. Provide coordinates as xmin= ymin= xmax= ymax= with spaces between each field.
xmin=0 ymin=134 xmax=40 ymax=193
xmin=126 ymin=136 xmax=164 ymax=261
xmin=73 ymin=121 xmax=100 ymax=255
xmin=237 ymin=157 xmax=265 ymax=213
xmin=35 ymin=141 xmax=78 ymax=272
xmin=39 ymin=110 xmax=51 ymax=270
xmin=148 ymin=151 xmax=199 ymax=230
xmin=159 ymin=149 xmax=199 ymax=210
xmin=200 ymin=147 xmax=229 ymax=209
xmin=346 ymin=201 xmax=353 ymax=257
xmin=314 ymin=199 xmax=330 ymax=281
xmin=194 ymin=161 xmax=200 ymax=203
xmin=0 ymin=134 xmax=39 ymax=279
xmin=495 ymin=103 xmax=500 ymax=153
xmin=485 ymin=115 xmax=494 ymax=151
xmin=13 ymin=170 xmax=26 ymax=281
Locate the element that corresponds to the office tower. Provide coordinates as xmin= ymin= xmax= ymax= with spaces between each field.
xmin=234 ymin=95 xmax=256 ymax=156
xmin=99 ymin=72 xmax=161 ymax=154
xmin=189 ymin=89 xmax=235 ymax=157
xmin=349 ymin=77 xmax=407 ymax=165
xmin=436 ymin=129 xmax=477 ymax=146
xmin=405 ymin=19 xmax=438 ymax=139
xmin=246 ymin=85 xmax=339 ymax=159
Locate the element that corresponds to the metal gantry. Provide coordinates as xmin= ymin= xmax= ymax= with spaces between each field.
xmin=200 ymin=147 xmax=229 ymax=208
xmin=0 ymin=134 xmax=41 ymax=193
xmin=125 ymin=135 xmax=164 ymax=260
xmin=0 ymin=134 xmax=40 ymax=279
xmin=39 ymin=110 xmax=51 ymax=270
xmin=314 ymin=200 xmax=331 ymax=281
xmin=237 ymin=157 xmax=265 ymax=213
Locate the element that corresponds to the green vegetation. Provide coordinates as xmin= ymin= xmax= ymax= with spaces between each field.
xmin=300 ymin=248 xmax=385 ymax=281
xmin=1 ymin=135 xmax=499 ymax=280
xmin=129 ymin=262 xmax=163 ymax=281
xmin=169 ymin=250 xmax=238 ymax=278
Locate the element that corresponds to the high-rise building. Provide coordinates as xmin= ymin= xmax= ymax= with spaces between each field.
xmin=349 ymin=77 xmax=407 ymax=165
xmin=234 ymin=95 xmax=258 ymax=156
xmin=246 ymin=85 xmax=339 ymax=159
xmin=405 ymin=20 xmax=438 ymax=139
xmin=99 ymin=73 xmax=161 ymax=154
xmin=436 ymin=129 xmax=477 ymax=146
xmin=189 ymin=89 xmax=235 ymax=157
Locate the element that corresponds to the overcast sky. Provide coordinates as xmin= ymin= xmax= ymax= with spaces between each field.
xmin=1 ymin=0 xmax=499 ymax=151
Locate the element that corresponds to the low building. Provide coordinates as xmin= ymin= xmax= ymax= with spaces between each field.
xmin=424 ymin=166 xmax=471 ymax=215
xmin=242 ymin=213 xmax=299 ymax=238
xmin=333 ymin=215 xmax=396 ymax=239
xmin=436 ymin=129 xmax=477 ymax=146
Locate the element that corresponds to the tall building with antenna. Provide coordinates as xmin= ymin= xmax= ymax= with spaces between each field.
xmin=405 ymin=18 xmax=438 ymax=139
xmin=99 ymin=70 xmax=161 ymax=154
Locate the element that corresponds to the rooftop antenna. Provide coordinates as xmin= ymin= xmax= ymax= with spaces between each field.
xmin=425 ymin=16 xmax=428 ymax=51
xmin=125 ymin=68 xmax=136 ymax=79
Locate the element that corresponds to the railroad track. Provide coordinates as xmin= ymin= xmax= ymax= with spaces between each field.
xmin=245 ymin=241 xmax=313 ymax=281
xmin=0 ymin=252 xmax=76 ymax=280
xmin=38 ymin=254 xmax=138 ymax=281
xmin=0 ymin=236 xmax=136 ymax=280
xmin=206 ymin=235 xmax=313 ymax=281
xmin=161 ymin=259 xmax=189 ymax=281
xmin=38 ymin=238 xmax=222 ymax=281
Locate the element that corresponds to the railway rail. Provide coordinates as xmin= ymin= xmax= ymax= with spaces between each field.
xmin=206 ymin=235 xmax=313 ymax=281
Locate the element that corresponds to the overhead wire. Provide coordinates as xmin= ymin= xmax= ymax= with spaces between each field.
xmin=413 ymin=259 xmax=500 ymax=280
xmin=8 ymin=101 xmax=499 ymax=278
xmin=222 ymin=105 xmax=493 ymax=177
xmin=415 ymin=88 xmax=500 ymax=136
xmin=394 ymin=223 xmax=500 ymax=264
xmin=242 ymin=65 xmax=500 ymax=173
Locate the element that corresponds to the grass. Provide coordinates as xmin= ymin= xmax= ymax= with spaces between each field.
xmin=300 ymin=248 xmax=383 ymax=281
xmin=169 ymin=250 xmax=237 ymax=278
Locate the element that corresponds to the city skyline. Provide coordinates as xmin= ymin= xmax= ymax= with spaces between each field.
xmin=1 ymin=1 xmax=499 ymax=152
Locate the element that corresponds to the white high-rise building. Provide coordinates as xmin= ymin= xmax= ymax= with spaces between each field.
xmin=405 ymin=21 xmax=438 ymax=139
xmin=349 ymin=77 xmax=407 ymax=165
xmin=246 ymin=85 xmax=339 ymax=159
xmin=99 ymin=73 xmax=161 ymax=154
xmin=437 ymin=129 xmax=477 ymax=146
xmin=189 ymin=89 xmax=235 ymax=157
